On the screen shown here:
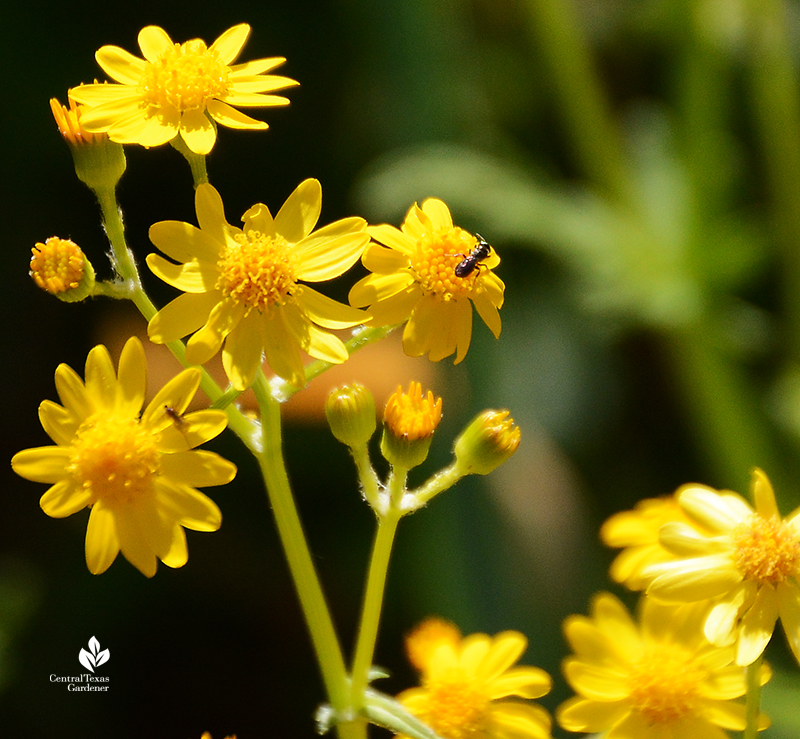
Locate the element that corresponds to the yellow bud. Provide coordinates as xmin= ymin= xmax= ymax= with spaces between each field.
xmin=405 ymin=617 xmax=461 ymax=673
xmin=453 ymin=410 xmax=520 ymax=475
xmin=30 ymin=237 xmax=95 ymax=302
xmin=51 ymin=95 xmax=126 ymax=192
xmin=325 ymin=383 xmax=377 ymax=447
xmin=381 ymin=382 xmax=443 ymax=469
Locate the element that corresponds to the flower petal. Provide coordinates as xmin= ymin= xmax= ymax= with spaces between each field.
xmin=487 ymin=702 xmax=551 ymax=739
xmin=736 ymin=584 xmax=779 ymax=665
xmin=40 ymin=479 xmax=92 ymax=518
xmin=209 ymin=23 xmax=250 ymax=64
xmin=275 ymin=179 xmax=322 ymax=244
xmin=293 ymin=218 xmax=369 ymax=281
xmin=146 ymin=252 xmax=219 ymax=293
xmin=367 ymin=224 xmax=416 ymax=256
xmin=221 ymin=314 xmax=264 ymax=391
xmin=84 ymin=343 xmax=117 ymax=410
xmin=678 ymin=485 xmax=750 ymax=533
xmin=116 ymin=337 xmax=147 ymax=417
xmin=94 ymin=45 xmax=147 ymax=85
xmin=137 ymin=25 xmax=174 ymax=63
xmin=556 ymin=696 xmax=629 ymax=733
xmin=297 ymin=286 xmax=367 ymax=329
xmin=477 ymin=631 xmax=527 ymax=682
xmin=85 ymin=503 xmax=120 ymax=575
xmin=12 ymin=446 xmax=70 ymax=484
xmin=179 ymin=108 xmax=217 ymax=155
xmin=646 ymin=554 xmax=744 ymax=601
xmin=38 ymin=400 xmax=78 ymax=446
xmin=160 ymin=450 xmax=236 ymax=490
xmin=261 ymin=308 xmax=305 ymax=388
xmin=149 ymin=220 xmax=222 ymax=264
xmin=488 ymin=666 xmax=552 ymax=700
xmin=186 ymin=300 xmax=245 ymax=365
xmin=148 ymin=291 xmax=221 ymax=344
xmin=154 ymin=481 xmax=223 ymax=532
xmin=207 ymin=99 xmax=268 ymax=130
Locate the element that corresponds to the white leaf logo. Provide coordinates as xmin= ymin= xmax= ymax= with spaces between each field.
xmin=78 ymin=636 xmax=110 ymax=673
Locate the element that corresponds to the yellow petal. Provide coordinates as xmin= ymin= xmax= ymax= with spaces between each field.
xmin=294 ymin=219 xmax=369 ymax=280
xmin=229 ymin=57 xmax=288 ymax=76
xmin=137 ymin=25 xmax=174 ymax=64
xmin=562 ymin=659 xmax=630 ymax=700
xmin=487 ymin=702 xmax=552 ymax=739
xmin=54 ymin=362 xmax=92 ymax=419
xmin=160 ymin=525 xmax=188 ymax=568
xmin=207 ymin=99 xmax=269 ymax=130
xmin=149 ymin=220 xmax=222 ymax=264
xmin=148 ymin=291 xmax=220 ymax=344
xmin=125 ymin=108 xmax=181 ymax=147
xmin=420 ymin=198 xmax=453 ymax=230
xmin=209 ymin=23 xmax=250 ymax=64
xmin=146 ymin=253 xmax=218 ymax=293
xmin=142 ymin=367 xmax=202 ymax=427
xmin=186 ymin=300 xmax=245 ymax=365
xmin=362 ymin=242 xmax=411 ymax=274
xmin=679 ymin=485 xmax=751 ymax=533
xmin=40 ymin=479 xmax=92 ymax=517
xmin=160 ymin=450 xmax=237 ymax=489
xmin=705 ymin=584 xmax=751 ymax=644
xmin=222 ymin=91 xmax=291 ymax=107
xmin=297 ymin=286 xmax=367 ymax=329
xmin=646 ymin=555 xmax=743 ymax=601
xmin=113 ymin=498 xmax=163 ymax=576
xmin=736 ymin=585 xmax=779 ymax=665
xmin=195 ymin=184 xmax=237 ymax=245
xmin=488 ymin=666 xmax=552 ymax=700
xmin=68 ymin=84 xmax=141 ymax=108
xmin=303 ymin=323 xmax=350 ymax=364
xmin=751 ymin=468 xmax=779 ymax=519
xmin=349 ymin=272 xmax=416 ymax=307
xmin=38 ymin=400 xmax=78 ymax=446
xmin=241 ymin=202 xmax=275 ymax=235
xmin=659 ymin=521 xmax=728 ymax=556
xmin=116 ymin=336 xmax=147 ymax=417
xmin=778 ymin=579 xmax=800 ymax=664
xmin=94 ymin=45 xmax=147 ymax=85
xmin=361 ymin=284 xmax=420 ymax=326
xmin=155 ymin=479 xmax=223 ymax=531
xmin=179 ymin=108 xmax=217 ymax=155
xmin=472 ymin=288 xmax=502 ymax=338
xmin=228 ymin=74 xmax=299 ymax=94
xmin=367 ymin=224 xmax=416 ymax=256
xmin=222 ymin=313 xmax=265 ymax=391
xmin=84 ymin=343 xmax=117 ymax=410
xmin=275 ymin=179 xmax=322 ymax=244
xmin=262 ymin=308 xmax=305 ymax=388
xmin=556 ymin=696 xmax=629 ymax=733
xmin=477 ymin=631 xmax=527 ymax=682
xmin=85 ymin=503 xmax=120 ymax=575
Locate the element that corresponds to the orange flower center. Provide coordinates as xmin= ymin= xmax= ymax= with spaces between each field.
xmin=628 ymin=645 xmax=703 ymax=725
xmin=216 ymin=231 xmax=297 ymax=315
xmin=140 ymin=39 xmax=230 ymax=111
xmin=68 ymin=416 xmax=161 ymax=506
xmin=384 ymin=382 xmax=443 ymax=441
xmin=410 ymin=228 xmax=482 ymax=300
xmin=419 ymin=668 xmax=490 ymax=739
xmin=732 ymin=515 xmax=800 ymax=584
xmin=30 ymin=238 xmax=85 ymax=294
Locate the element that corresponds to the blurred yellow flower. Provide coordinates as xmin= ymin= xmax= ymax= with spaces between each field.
xmin=557 ymin=593 xmax=770 ymax=738
xmin=147 ymin=181 xmax=369 ymax=390
xmin=397 ymin=628 xmax=552 ymax=739
xmin=69 ymin=24 xmax=298 ymax=154
xmin=404 ymin=617 xmax=461 ymax=673
xmin=349 ymin=199 xmax=504 ymax=363
xmin=645 ymin=468 xmax=800 ymax=666
xmin=11 ymin=337 xmax=236 ymax=577
xmin=601 ymin=495 xmax=713 ymax=590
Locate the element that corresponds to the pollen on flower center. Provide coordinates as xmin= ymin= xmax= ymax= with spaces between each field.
xmin=217 ymin=231 xmax=297 ymax=314
xmin=732 ymin=515 xmax=800 ymax=584
xmin=411 ymin=228 xmax=481 ymax=300
xmin=140 ymin=40 xmax=230 ymax=111
xmin=68 ymin=416 xmax=161 ymax=506
xmin=421 ymin=670 xmax=490 ymax=739
xmin=627 ymin=646 xmax=702 ymax=725
xmin=30 ymin=237 xmax=85 ymax=294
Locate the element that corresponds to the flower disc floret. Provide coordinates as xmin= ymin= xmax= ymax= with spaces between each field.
xmin=146 ymin=181 xmax=369 ymax=390
xmin=10 ymin=337 xmax=237 ymax=577
xmin=645 ymin=469 xmax=800 ymax=666
xmin=69 ymin=24 xmax=299 ymax=154
xmin=349 ymin=198 xmax=504 ymax=363
xmin=30 ymin=237 xmax=95 ymax=301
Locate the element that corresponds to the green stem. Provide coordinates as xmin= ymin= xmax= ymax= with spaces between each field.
xmin=409 ymin=462 xmax=462 ymax=510
xmin=350 ymin=467 xmax=408 ymax=707
xmin=251 ymin=374 xmax=353 ymax=727
xmin=743 ymin=654 xmax=763 ymax=739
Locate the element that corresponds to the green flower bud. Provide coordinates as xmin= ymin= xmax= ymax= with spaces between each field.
xmin=453 ymin=410 xmax=520 ymax=475
xmin=326 ymin=383 xmax=377 ymax=447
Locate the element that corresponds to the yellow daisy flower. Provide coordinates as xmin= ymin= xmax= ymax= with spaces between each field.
xmin=645 ymin=468 xmax=800 ymax=666
xmin=349 ymin=199 xmax=504 ymax=363
xmin=10 ymin=337 xmax=236 ymax=577
xmin=397 ymin=628 xmax=552 ymax=739
xmin=69 ymin=24 xmax=298 ymax=154
xmin=601 ymin=495 xmax=714 ymax=591
xmin=557 ymin=593 xmax=770 ymax=738
xmin=147 ymin=181 xmax=369 ymax=390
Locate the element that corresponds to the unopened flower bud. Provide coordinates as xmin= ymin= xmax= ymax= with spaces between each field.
xmin=30 ymin=237 xmax=95 ymax=302
xmin=51 ymin=96 xmax=126 ymax=191
xmin=325 ymin=383 xmax=377 ymax=447
xmin=381 ymin=382 xmax=443 ymax=470
xmin=454 ymin=410 xmax=520 ymax=475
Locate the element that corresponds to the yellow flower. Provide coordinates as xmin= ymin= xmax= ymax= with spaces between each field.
xmin=349 ymin=199 xmax=504 ymax=363
xmin=381 ymin=382 xmax=443 ymax=468
xmin=50 ymin=97 xmax=104 ymax=147
xmin=557 ymin=593 xmax=770 ymax=738
xmin=645 ymin=468 xmax=800 ymax=666
xmin=397 ymin=629 xmax=552 ymax=739
xmin=69 ymin=24 xmax=298 ymax=154
xmin=601 ymin=495 xmax=714 ymax=591
xmin=11 ymin=337 xmax=236 ymax=577
xmin=147 ymin=181 xmax=370 ymax=390
xmin=30 ymin=237 xmax=95 ymax=301
xmin=404 ymin=617 xmax=462 ymax=673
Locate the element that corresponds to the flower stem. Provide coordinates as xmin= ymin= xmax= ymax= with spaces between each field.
xmin=743 ymin=654 xmax=763 ymax=739
xmin=251 ymin=374 xmax=353 ymax=727
xmin=350 ymin=467 xmax=407 ymax=707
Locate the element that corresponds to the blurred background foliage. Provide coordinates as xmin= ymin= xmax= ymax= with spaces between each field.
xmin=3 ymin=0 xmax=800 ymax=736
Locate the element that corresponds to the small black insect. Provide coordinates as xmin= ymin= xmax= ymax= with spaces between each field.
xmin=164 ymin=405 xmax=186 ymax=429
xmin=454 ymin=234 xmax=492 ymax=278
